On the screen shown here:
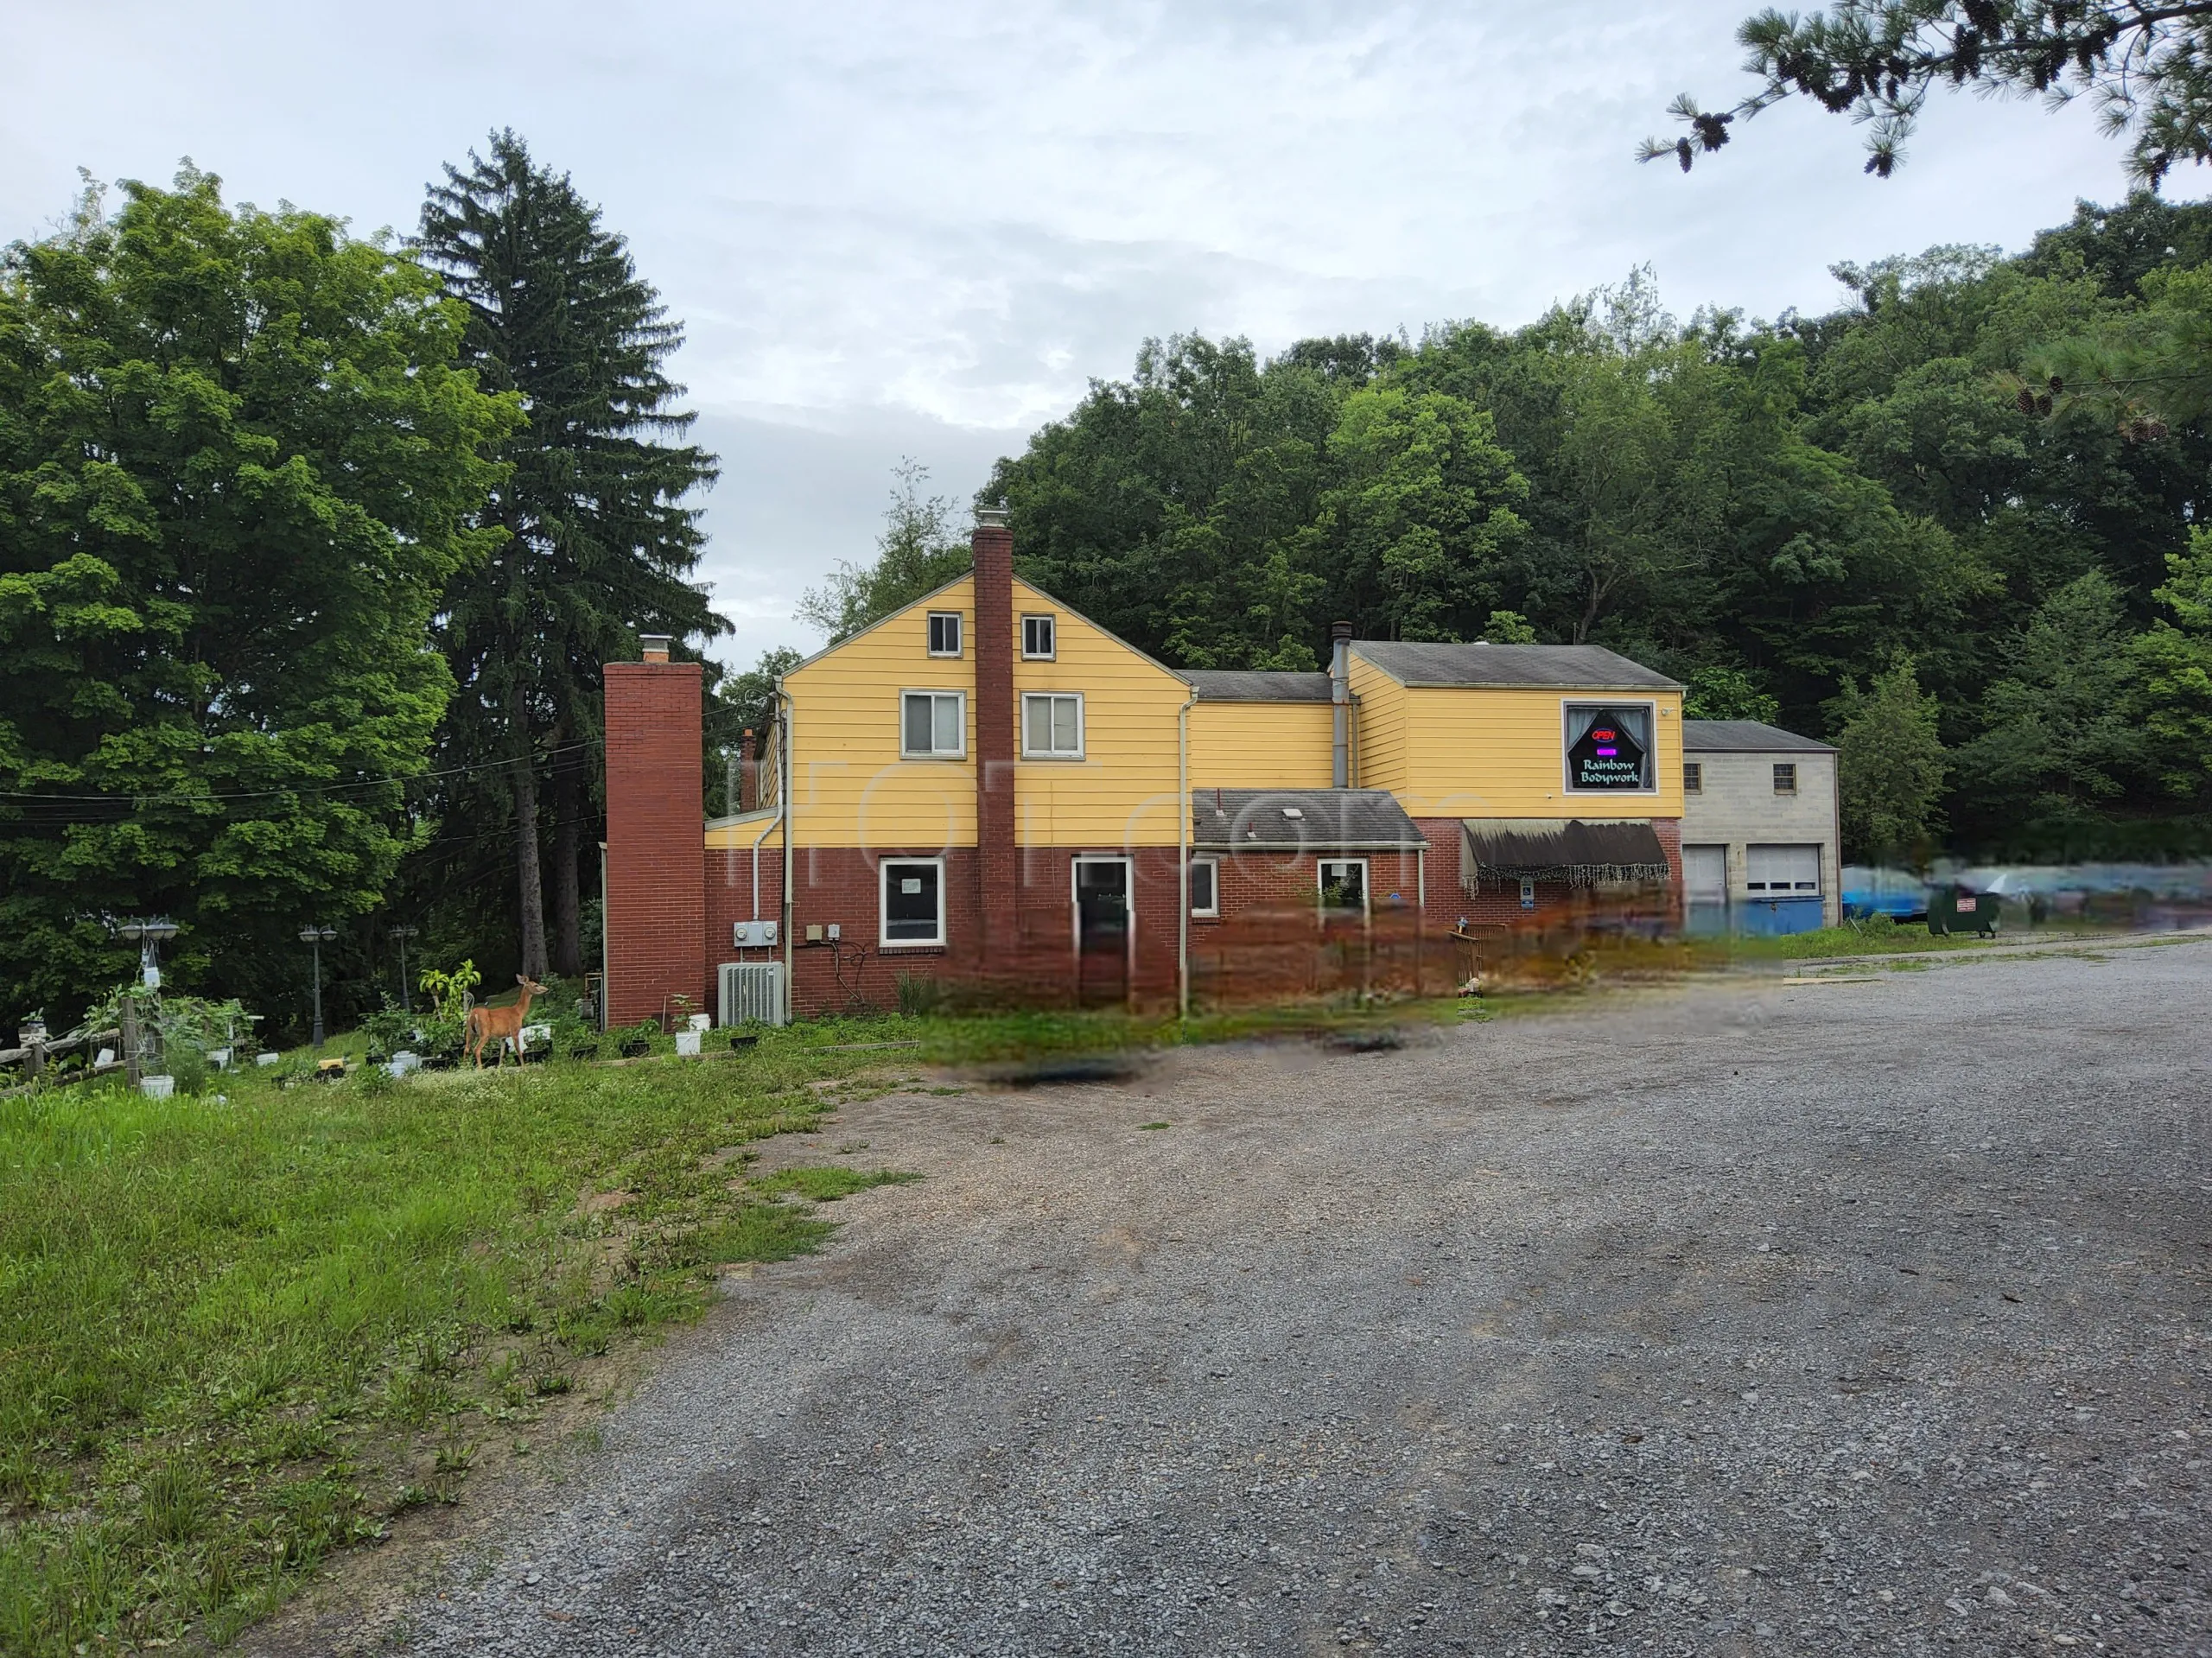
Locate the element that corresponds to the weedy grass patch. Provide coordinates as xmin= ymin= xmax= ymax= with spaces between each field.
xmin=0 ymin=1021 xmax=927 ymax=1654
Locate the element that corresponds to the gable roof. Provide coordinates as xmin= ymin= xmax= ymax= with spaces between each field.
xmin=1351 ymin=641 xmax=1679 ymax=692
xmin=1183 ymin=670 xmax=1334 ymax=703
xmin=1191 ymin=788 xmax=1427 ymax=849
xmin=780 ymin=565 xmax=1185 ymax=687
xmin=1683 ymin=719 xmax=1834 ymax=754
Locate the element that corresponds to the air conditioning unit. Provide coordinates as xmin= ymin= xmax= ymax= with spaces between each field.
xmin=717 ymin=962 xmax=786 ymax=1028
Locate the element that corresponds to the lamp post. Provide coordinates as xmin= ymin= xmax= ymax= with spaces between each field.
xmin=298 ymin=924 xmax=336 ymax=1048
xmin=390 ymin=924 xmax=419 ymax=1013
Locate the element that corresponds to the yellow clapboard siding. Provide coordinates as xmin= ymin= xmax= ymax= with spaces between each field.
xmin=1189 ymin=702 xmax=1336 ymax=789
xmin=782 ymin=575 xmax=979 ymax=848
xmin=1391 ymin=686 xmax=1685 ymax=819
xmin=773 ymin=575 xmax=1192 ymax=848
xmin=1347 ymin=657 xmax=1408 ymax=793
xmin=1010 ymin=580 xmax=1187 ymax=846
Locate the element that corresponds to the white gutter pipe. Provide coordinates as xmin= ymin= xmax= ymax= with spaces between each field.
xmin=1178 ymin=685 xmax=1198 ymax=1020
xmin=778 ymin=684 xmax=794 ymax=1025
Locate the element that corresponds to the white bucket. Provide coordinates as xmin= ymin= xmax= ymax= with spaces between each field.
xmin=385 ymin=1051 xmax=422 ymax=1078
xmin=519 ymin=1023 xmax=551 ymax=1051
xmin=687 ymin=1013 xmax=711 ymax=1032
xmin=674 ymin=1029 xmax=702 ymax=1058
xmin=140 ymin=1075 xmax=175 ymax=1100
xmin=207 ymin=1046 xmax=232 ymax=1070
xmin=255 ymin=1051 xmax=281 ymax=1067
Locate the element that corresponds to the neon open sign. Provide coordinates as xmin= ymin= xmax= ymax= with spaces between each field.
xmin=1567 ymin=708 xmax=1649 ymax=791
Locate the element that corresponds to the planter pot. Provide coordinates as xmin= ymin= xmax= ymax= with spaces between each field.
xmin=140 ymin=1075 xmax=175 ymax=1100
xmin=619 ymin=1039 xmax=651 ymax=1059
xmin=568 ymin=1043 xmax=600 ymax=1062
xmin=728 ymin=1033 xmax=759 ymax=1051
xmin=674 ymin=1029 xmax=702 ymax=1058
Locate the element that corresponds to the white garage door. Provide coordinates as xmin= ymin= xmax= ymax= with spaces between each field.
xmin=1747 ymin=843 xmax=1821 ymax=894
xmin=1683 ymin=845 xmax=1728 ymax=902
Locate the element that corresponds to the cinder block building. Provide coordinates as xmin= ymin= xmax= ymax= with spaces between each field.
xmin=1679 ymin=721 xmax=1841 ymax=934
xmin=602 ymin=513 xmax=1692 ymax=1024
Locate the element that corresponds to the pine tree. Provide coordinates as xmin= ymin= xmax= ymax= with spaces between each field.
xmin=415 ymin=132 xmax=724 ymax=977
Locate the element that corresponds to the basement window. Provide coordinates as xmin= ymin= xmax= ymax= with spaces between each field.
xmin=926 ymin=612 xmax=962 ymax=657
xmin=900 ymin=690 xmax=966 ymax=759
xmin=1022 ymin=613 xmax=1057 ymax=659
xmin=1021 ymin=692 xmax=1084 ymax=759
xmin=880 ymin=858 xmax=946 ymax=947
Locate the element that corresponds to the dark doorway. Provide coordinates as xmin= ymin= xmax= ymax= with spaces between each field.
xmin=1072 ymin=858 xmax=1130 ymax=1006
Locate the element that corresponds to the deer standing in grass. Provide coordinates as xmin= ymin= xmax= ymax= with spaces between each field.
xmin=464 ymin=975 xmax=548 ymax=1068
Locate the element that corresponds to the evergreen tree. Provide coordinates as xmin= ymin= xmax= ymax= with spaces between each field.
xmin=1831 ymin=658 xmax=1948 ymax=861
xmin=2137 ymin=528 xmax=2212 ymax=803
xmin=1963 ymin=569 xmax=2149 ymax=823
xmin=414 ymin=132 xmax=723 ymax=978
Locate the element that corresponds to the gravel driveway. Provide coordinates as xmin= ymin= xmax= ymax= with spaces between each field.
xmin=258 ymin=940 xmax=2211 ymax=1656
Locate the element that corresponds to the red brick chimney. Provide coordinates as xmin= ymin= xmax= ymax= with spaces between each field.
xmin=973 ymin=505 xmax=1015 ymax=964
xmin=603 ymin=636 xmax=705 ymax=1028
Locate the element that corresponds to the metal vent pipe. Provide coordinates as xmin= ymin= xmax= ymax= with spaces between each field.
xmin=1330 ymin=621 xmax=1353 ymax=789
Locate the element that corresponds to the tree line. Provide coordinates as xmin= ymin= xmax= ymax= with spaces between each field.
xmin=10 ymin=131 xmax=2212 ymax=1040
xmin=0 ymin=137 xmax=719 ymax=1034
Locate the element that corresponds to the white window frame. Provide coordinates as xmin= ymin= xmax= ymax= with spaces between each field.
xmin=1683 ymin=760 xmax=1702 ymax=794
xmin=1318 ymin=857 xmax=1370 ymax=917
xmin=879 ymin=855 xmax=947 ymax=948
xmin=1772 ymin=761 xmax=1798 ymax=797
xmin=1020 ymin=691 xmax=1084 ymax=759
xmin=925 ymin=611 xmax=963 ymax=658
xmin=1188 ymin=854 xmax=1220 ymax=918
xmin=1021 ymin=613 xmax=1057 ymax=660
xmin=899 ymin=689 xmax=967 ymax=759
xmin=1560 ymin=700 xmax=1659 ymax=796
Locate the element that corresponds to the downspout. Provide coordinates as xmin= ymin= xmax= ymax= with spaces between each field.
xmin=749 ymin=809 xmax=776 ymax=923
xmin=598 ymin=840 xmax=609 ymax=1032
xmin=1178 ymin=684 xmax=1198 ymax=1020
xmin=779 ymin=683 xmax=794 ymax=1025
xmin=1330 ymin=622 xmax=1353 ymax=789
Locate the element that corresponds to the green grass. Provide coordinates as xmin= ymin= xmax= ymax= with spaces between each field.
xmin=749 ymin=1166 xmax=924 ymax=1203
xmin=0 ymin=1019 xmax=934 ymax=1654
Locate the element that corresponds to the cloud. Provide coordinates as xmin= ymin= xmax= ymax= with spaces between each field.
xmin=3 ymin=0 xmax=2194 ymax=669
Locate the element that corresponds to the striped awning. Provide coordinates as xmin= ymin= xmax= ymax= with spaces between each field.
xmin=1461 ymin=819 xmax=1671 ymax=891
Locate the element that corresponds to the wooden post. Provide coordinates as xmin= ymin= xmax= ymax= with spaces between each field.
xmin=120 ymin=992 xmax=141 ymax=1087
xmin=26 ymin=1035 xmax=41 ymax=1081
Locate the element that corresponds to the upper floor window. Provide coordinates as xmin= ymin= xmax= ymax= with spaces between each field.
xmin=1021 ymin=692 xmax=1084 ymax=759
xmin=900 ymin=690 xmax=966 ymax=759
xmin=1564 ymin=703 xmax=1654 ymax=792
xmin=926 ymin=612 xmax=962 ymax=657
xmin=1773 ymin=762 xmax=1797 ymax=796
xmin=1683 ymin=761 xmax=1703 ymax=794
xmin=1022 ymin=613 xmax=1057 ymax=659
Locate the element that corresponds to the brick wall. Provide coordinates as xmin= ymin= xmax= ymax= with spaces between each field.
xmin=973 ymin=521 xmax=1015 ymax=971
xmin=604 ymin=661 xmax=705 ymax=1028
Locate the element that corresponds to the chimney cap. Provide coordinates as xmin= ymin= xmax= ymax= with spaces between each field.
xmin=976 ymin=499 xmax=1009 ymax=530
xmin=639 ymin=633 xmax=673 ymax=662
xmin=1331 ymin=620 xmax=1354 ymax=641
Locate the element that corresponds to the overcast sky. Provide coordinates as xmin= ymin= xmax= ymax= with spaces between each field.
xmin=3 ymin=1 xmax=2187 ymax=665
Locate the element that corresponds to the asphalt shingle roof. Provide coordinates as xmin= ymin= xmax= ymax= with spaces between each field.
xmin=1351 ymin=641 xmax=1679 ymax=691
xmin=1191 ymin=789 xmax=1427 ymax=848
xmin=1683 ymin=719 xmax=1834 ymax=754
xmin=1182 ymin=670 xmax=1335 ymax=702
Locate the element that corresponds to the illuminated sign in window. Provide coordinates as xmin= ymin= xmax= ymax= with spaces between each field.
xmin=1565 ymin=704 xmax=1653 ymax=791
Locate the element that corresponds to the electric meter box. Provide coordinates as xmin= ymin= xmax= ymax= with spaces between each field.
xmin=732 ymin=919 xmax=779 ymax=947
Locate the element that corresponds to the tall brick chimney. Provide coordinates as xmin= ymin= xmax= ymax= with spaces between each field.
xmin=973 ymin=503 xmax=1015 ymax=965
xmin=603 ymin=638 xmax=705 ymax=1028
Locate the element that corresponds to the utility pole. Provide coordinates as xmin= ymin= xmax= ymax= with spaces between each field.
xmin=390 ymin=924 xmax=419 ymax=1013
xmin=298 ymin=924 xmax=336 ymax=1048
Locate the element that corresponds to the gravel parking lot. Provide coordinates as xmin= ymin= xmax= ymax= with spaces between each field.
xmin=261 ymin=938 xmax=2211 ymax=1656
